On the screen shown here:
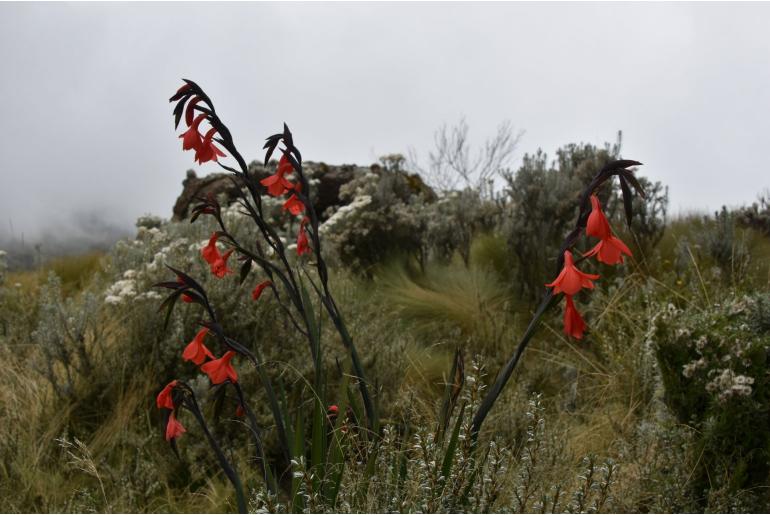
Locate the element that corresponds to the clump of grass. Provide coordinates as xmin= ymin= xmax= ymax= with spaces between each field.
xmin=46 ymin=251 xmax=104 ymax=294
xmin=375 ymin=259 xmax=517 ymax=355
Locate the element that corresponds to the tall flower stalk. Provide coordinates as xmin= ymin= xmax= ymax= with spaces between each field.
xmin=154 ymin=79 xmax=377 ymax=512
xmin=470 ymin=160 xmax=645 ymax=437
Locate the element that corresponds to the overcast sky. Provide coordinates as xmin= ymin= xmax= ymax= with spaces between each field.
xmin=1 ymin=2 xmax=769 ymax=242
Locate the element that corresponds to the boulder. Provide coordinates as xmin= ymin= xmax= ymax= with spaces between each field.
xmin=172 ymin=161 xmax=436 ymax=221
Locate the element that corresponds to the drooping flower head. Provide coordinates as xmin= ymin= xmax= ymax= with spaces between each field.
xmin=585 ymin=236 xmax=632 ymax=265
xmin=201 ymin=232 xmax=221 ymax=265
xmin=545 ymin=250 xmax=600 ymax=296
xmin=211 ymin=249 xmax=234 ymax=278
xmin=563 ymin=295 xmax=587 ymax=339
xmin=297 ymin=217 xmax=311 ymax=256
xmin=260 ymin=154 xmax=295 ymax=197
xmin=156 ymin=380 xmax=178 ymax=410
xmin=195 ymin=127 xmax=226 ymax=164
xmin=282 ymin=183 xmax=305 ymax=215
xmin=585 ymin=195 xmax=612 ymax=240
xmin=179 ymin=113 xmax=206 ymax=151
xmin=201 ymin=350 xmax=238 ymax=385
xmin=584 ymin=194 xmax=632 ymax=265
xmin=165 ymin=412 xmax=186 ymax=442
xmin=182 ymin=328 xmax=215 ymax=365
xmin=251 ymin=280 xmax=272 ymax=301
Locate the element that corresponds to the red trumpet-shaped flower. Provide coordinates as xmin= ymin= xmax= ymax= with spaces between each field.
xmin=282 ymin=183 xmax=305 ymax=215
xmin=584 ymin=236 xmax=632 ymax=265
xmin=195 ymin=127 xmax=226 ymax=165
xmin=296 ymin=217 xmax=311 ymax=256
xmin=201 ymin=350 xmax=238 ymax=384
xmin=179 ymin=113 xmax=206 ymax=151
xmin=165 ymin=412 xmax=186 ymax=442
xmin=545 ymin=250 xmax=599 ymax=296
xmin=202 ymin=232 xmax=221 ymax=265
xmin=260 ymin=155 xmax=295 ymax=197
xmin=584 ymin=195 xmax=632 ymax=265
xmin=201 ymin=233 xmax=233 ymax=277
xmin=211 ymin=249 xmax=234 ymax=278
xmin=563 ymin=295 xmax=587 ymax=339
xmin=251 ymin=280 xmax=272 ymax=301
xmin=586 ymin=195 xmax=612 ymax=240
xmin=182 ymin=328 xmax=215 ymax=365
xmin=235 ymin=404 xmax=245 ymax=418
xmin=156 ymin=380 xmax=178 ymax=410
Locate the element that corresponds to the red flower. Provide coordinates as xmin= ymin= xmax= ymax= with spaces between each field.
xmin=179 ymin=113 xmax=206 ymax=151
xmin=282 ymin=183 xmax=305 ymax=215
xmin=156 ymin=380 xmax=178 ymax=410
xmin=563 ymin=295 xmax=587 ymax=339
xmin=235 ymin=404 xmax=245 ymax=418
xmin=327 ymin=404 xmax=339 ymax=416
xmin=585 ymin=195 xmax=612 ymax=240
xmin=165 ymin=412 xmax=186 ymax=442
xmin=182 ymin=328 xmax=215 ymax=365
xmin=584 ymin=195 xmax=632 ymax=265
xmin=211 ymin=249 xmax=234 ymax=278
xmin=545 ymin=250 xmax=599 ymax=296
xmin=260 ymin=155 xmax=295 ymax=197
xmin=296 ymin=217 xmax=311 ymax=256
xmin=584 ymin=236 xmax=632 ymax=265
xmin=201 ymin=350 xmax=238 ymax=384
xmin=201 ymin=232 xmax=221 ymax=265
xmin=251 ymin=280 xmax=272 ymax=301
xmin=195 ymin=127 xmax=226 ymax=164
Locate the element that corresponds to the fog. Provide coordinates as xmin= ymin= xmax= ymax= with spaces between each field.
xmin=1 ymin=2 xmax=769 ymax=252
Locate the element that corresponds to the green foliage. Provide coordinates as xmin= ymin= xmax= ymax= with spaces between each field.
xmin=694 ymin=206 xmax=752 ymax=282
xmin=649 ymin=294 xmax=770 ymax=508
xmin=737 ymin=191 xmax=770 ymax=236
xmin=6 ymin=134 xmax=770 ymax=512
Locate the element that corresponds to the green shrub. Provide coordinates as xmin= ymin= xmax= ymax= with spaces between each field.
xmin=501 ymin=140 xmax=668 ymax=298
xmin=648 ymin=294 xmax=770 ymax=508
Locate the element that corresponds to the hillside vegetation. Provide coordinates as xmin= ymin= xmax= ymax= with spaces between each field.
xmin=2 ymin=140 xmax=770 ymax=513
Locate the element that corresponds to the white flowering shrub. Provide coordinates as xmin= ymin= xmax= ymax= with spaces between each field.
xmin=648 ymin=294 xmax=770 ymax=506
xmin=321 ymin=169 xmax=429 ymax=274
